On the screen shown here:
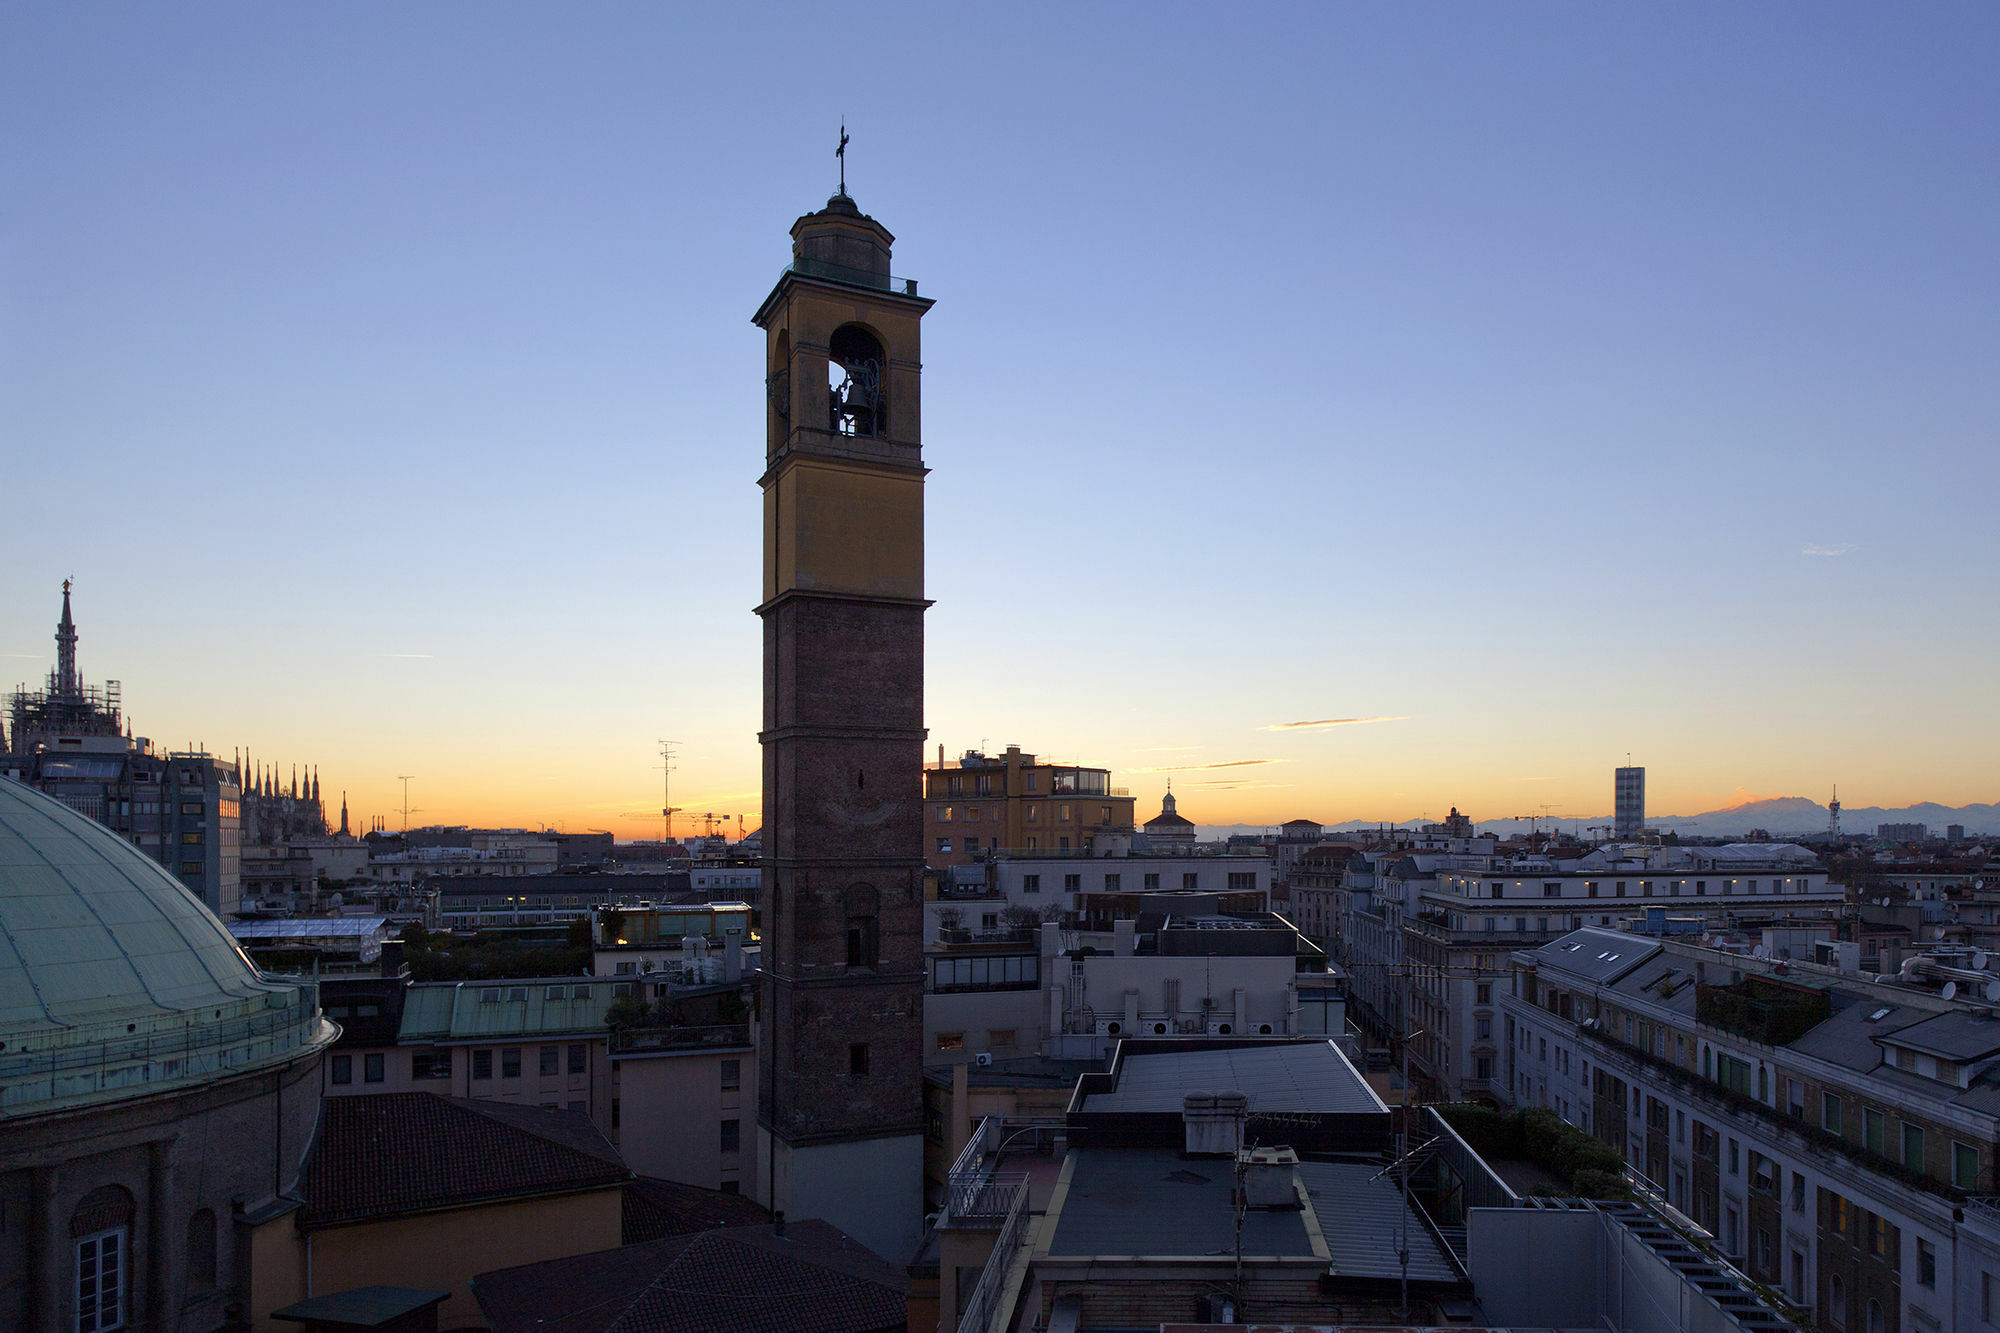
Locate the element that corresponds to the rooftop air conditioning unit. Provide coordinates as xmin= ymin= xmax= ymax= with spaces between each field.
xmin=1148 ymin=1020 xmax=1171 ymax=1036
xmin=1206 ymin=1021 xmax=1235 ymax=1036
xmin=974 ymin=1052 xmax=993 ymax=1067
xmin=1095 ymin=1019 xmax=1124 ymax=1037
xmin=1255 ymin=1021 xmax=1276 ymax=1036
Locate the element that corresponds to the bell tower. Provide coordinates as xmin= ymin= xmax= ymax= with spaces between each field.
xmin=752 ymin=188 xmax=933 ymax=1264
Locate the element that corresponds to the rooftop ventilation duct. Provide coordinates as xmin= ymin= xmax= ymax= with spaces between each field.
xmin=1238 ymin=1146 xmax=1302 ymax=1209
xmin=1182 ymin=1091 xmax=1247 ymax=1157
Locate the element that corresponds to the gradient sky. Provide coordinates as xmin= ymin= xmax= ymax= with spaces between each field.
xmin=4 ymin=5 xmax=1996 ymax=838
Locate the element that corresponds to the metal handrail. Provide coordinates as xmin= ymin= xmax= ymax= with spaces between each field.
xmin=780 ymin=256 xmax=921 ymax=297
xmin=956 ymin=1178 xmax=1030 ymax=1333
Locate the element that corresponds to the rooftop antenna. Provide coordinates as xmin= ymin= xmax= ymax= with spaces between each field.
xmin=395 ymin=775 xmax=419 ymax=833
xmin=658 ymin=739 xmax=681 ymax=842
xmin=835 ymin=121 xmax=850 ymax=197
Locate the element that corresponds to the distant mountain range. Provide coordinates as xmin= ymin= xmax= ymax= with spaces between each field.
xmin=1191 ymin=798 xmax=1999 ymax=844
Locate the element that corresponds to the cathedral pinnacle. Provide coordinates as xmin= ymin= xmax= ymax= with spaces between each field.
xmin=54 ymin=579 xmax=79 ymax=699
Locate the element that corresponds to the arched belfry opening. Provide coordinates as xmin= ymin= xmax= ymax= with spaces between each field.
xmin=828 ymin=323 xmax=885 ymax=437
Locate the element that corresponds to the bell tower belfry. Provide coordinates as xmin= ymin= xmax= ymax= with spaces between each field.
xmin=751 ymin=188 xmax=933 ymax=1264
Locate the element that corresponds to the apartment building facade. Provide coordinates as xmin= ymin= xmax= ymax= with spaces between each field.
xmin=1406 ymin=844 xmax=1844 ymax=1102
xmin=1502 ymin=927 xmax=2000 ymax=1333
xmin=923 ymin=745 xmax=1137 ymax=868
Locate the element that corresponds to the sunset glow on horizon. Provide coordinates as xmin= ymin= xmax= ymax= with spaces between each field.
xmin=4 ymin=6 xmax=1994 ymax=841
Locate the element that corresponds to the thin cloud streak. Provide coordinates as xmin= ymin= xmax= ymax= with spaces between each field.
xmin=370 ymin=652 xmax=436 ymax=659
xmin=1801 ymin=544 xmax=1854 ymax=557
xmin=1259 ymin=716 xmax=1409 ymax=732
xmin=1132 ymin=759 xmax=1282 ymax=773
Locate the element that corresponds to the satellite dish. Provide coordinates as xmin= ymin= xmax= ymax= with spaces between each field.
xmin=1975 ymin=950 xmax=1990 ymax=970
xmin=1752 ymin=945 xmax=1769 ymax=959
xmin=1942 ymin=981 xmax=1959 ymax=1001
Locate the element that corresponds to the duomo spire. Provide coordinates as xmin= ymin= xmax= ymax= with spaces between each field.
xmin=54 ymin=578 xmax=78 ymax=698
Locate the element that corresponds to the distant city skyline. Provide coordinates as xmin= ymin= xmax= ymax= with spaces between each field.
xmin=4 ymin=7 xmax=1995 ymax=839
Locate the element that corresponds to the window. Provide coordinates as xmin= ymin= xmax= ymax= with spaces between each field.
xmin=721 ymin=1058 xmax=741 ymax=1091
xmin=1027 ymin=805 xmax=1039 ymax=822
xmin=1182 ymin=872 xmax=1198 ymax=890
xmin=938 ymin=805 xmax=954 ymax=822
xmin=569 ymin=1043 xmax=587 ymax=1074
xmin=720 ymin=1118 xmax=741 ymax=1153
xmin=1144 ymin=873 xmax=1160 ymax=891
xmin=1904 ymin=1122 xmax=1924 ymax=1171
xmin=75 ymin=1228 xmax=125 ymax=1333
xmin=936 ymin=838 xmax=952 ymax=854
xmin=1228 ymin=872 xmax=1257 ymax=891
xmin=1475 ymin=1055 xmax=1493 ymax=1079
xmin=412 ymin=1051 xmax=451 ymax=1080
xmin=1822 ymin=1091 xmax=1842 ymax=1134
xmin=1919 ymin=1237 xmax=1936 ymax=1289
xmin=363 ymin=1052 xmax=384 ymax=1083
xmin=1022 ymin=874 xmax=1040 ymax=894
xmin=541 ymin=1045 xmax=559 ymax=1077
xmin=849 ymin=1043 xmax=869 ymax=1076
xmin=501 ymin=1048 xmax=522 ymax=1078
xmin=1829 ymin=1273 xmax=1846 ymax=1329
xmin=936 ymin=1032 xmax=965 ymax=1052
xmin=1863 ymin=1107 xmax=1884 ymax=1154
xmin=480 ymin=987 xmax=501 ymax=1004
xmin=989 ymin=1028 xmax=1016 ymax=1048
xmin=1476 ymin=982 xmax=1492 ymax=1005
xmin=1103 ymin=873 xmax=1120 ymax=891
xmin=330 ymin=1054 xmax=352 ymax=1085
xmin=1476 ymin=1016 xmax=1492 ymax=1040
xmin=1957 ymin=1141 xmax=1981 ymax=1190
xmin=1059 ymin=804 xmax=1071 ymax=821
xmin=845 ymin=913 xmax=878 ymax=968
xmin=507 ymin=987 xmax=527 ymax=1003
xmin=474 ymin=1049 xmax=494 ymax=1080
xmin=1064 ymin=874 xmax=1080 ymax=893
xmin=963 ymin=836 xmax=978 ymax=852
xmin=1543 ymin=882 xmax=1560 ymax=898
xmin=1789 ymin=1171 xmax=1805 ymax=1213
xmin=187 ymin=1208 xmax=217 ymax=1293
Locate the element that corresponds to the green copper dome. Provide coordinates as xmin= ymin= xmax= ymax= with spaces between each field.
xmin=0 ymin=776 xmax=328 ymax=1116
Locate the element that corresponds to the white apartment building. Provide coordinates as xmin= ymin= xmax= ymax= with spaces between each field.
xmin=1502 ymin=927 xmax=2000 ymax=1333
xmin=923 ymin=916 xmax=1340 ymax=1067
xmin=1407 ymin=843 xmax=1845 ymax=1102
xmin=929 ymin=852 xmax=1272 ymax=939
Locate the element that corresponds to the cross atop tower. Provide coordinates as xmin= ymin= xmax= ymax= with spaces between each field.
xmin=836 ymin=122 xmax=850 ymax=197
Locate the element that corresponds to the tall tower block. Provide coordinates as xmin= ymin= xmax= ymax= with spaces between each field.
xmin=752 ymin=189 xmax=933 ymax=1264
xmin=1614 ymin=765 xmax=1646 ymax=839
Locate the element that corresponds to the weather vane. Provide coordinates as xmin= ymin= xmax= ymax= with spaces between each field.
xmin=836 ymin=121 xmax=850 ymax=196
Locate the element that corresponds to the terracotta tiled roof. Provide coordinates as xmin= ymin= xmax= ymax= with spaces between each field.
xmin=622 ymin=1176 xmax=769 ymax=1244
xmin=473 ymin=1220 xmax=907 ymax=1333
xmin=299 ymin=1093 xmax=629 ymax=1228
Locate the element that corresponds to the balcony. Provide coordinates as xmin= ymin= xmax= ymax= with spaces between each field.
xmin=780 ymin=256 xmax=922 ymax=298
xmin=608 ymin=1022 xmax=752 ymax=1055
xmin=1572 ymin=1023 xmax=1966 ymax=1205
xmin=942 ymin=1114 xmax=1066 ymax=1228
